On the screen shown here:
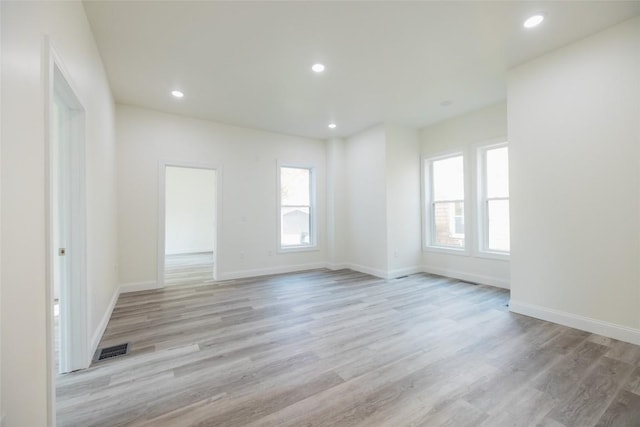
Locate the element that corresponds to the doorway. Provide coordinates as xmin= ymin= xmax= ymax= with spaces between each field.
xmin=161 ymin=165 xmax=217 ymax=286
xmin=48 ymin=59 xmax=88 ymax=376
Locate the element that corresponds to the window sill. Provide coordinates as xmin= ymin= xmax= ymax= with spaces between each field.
xmin=278 ymin=245 xmax=319 ymax=254
xmin=475 ymin=251 xmax=510 ymax=261
xmin=423 ymin=246 xmax=470 ymax=257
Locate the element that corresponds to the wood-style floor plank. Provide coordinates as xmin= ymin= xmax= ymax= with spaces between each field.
xmin=56 ymin=261 xmax=640 ymax=426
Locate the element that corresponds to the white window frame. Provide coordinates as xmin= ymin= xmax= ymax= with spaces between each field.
xmin=476 ymin=141 xmax=510 ymax=259
xmin=277 ymin=162 xmax=318 ymax=253
xmin=422 ymin=151 xmax=470 ymax=255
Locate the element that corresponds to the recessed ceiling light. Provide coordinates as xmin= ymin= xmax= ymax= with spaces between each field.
xmin=171 ymin=90 xmax=184 ymax=98
xmin=524 ymin=14 xmax=544 ymax=28
xmin=328 ymin=123 xmax=337 ymax=129
xmin=312 ymin=63 xmax=326 ymax=73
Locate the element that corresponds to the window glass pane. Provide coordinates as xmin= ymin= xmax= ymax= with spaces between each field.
xmin=433 ymin=201 xmax=465 ymax=248
xmin=281 ymin=167 xmax=310 ymax=205
xmin=488 ymin=199 xmax=510 ymax=251
xmin=281 ymin=206 xmax=310 ymax=246
xmin=432 ymin=156 xmax=464 ymax=201
xmin=486 ymin=147 xmax=509 ymax=198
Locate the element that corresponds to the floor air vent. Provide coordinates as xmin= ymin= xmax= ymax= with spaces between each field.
xmin=94 ymin=343 xmax=130 ymax=362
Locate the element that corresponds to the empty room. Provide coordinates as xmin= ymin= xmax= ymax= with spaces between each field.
xmin=1 ymin=1 xmax=640 ymax=426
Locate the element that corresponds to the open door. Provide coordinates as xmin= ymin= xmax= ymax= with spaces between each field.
xmin=50 ymin=61 xmax=88 ymax=375
xmin=158 ymin=163 xmax=218 ymax=287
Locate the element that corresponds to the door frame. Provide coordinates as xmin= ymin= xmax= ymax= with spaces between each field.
xmin=157 ymin=161 xmax=221 ymax=287
xmin=44 ymin=37 xmax=89 ymax=424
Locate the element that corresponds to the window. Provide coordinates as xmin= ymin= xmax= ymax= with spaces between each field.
xmin=424 ymin=154 xmax=466 ymax=250
xmin=479 ymin=144 xmax=510 ymax=253
xmin=278 ymin=165 xmax=316 ymax=250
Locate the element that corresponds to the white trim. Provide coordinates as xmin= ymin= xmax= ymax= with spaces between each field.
xmin=119 ymin=281 xmax=161 ymax=294
xmin=330 ymin=264 xmax=416 ymax=280
xmin=158 ymin=161 xmax=221 ymax=288
xmin=386 ymin=266 xmax=424 ymax=279
xmin=277 ymin=161 xmax=318 ymax=252
xmin=89 ymin=286 xmax=120 ymax=360
xmin=423 ymin=245 xmax=470 ymax=257
xmin=326 ymin=262 xmax=350 ymax=271
xmin=343 ymin=263 xmax=389 ymax=279
xmin=475 ymin=251 xmax=510 ymax=261
xmin=341 ymin=263 xmax=422 ymax=280
xmin=509 ymin=300 xmax=640 ymax=346
xmin=421 ymin=264 xmax=510 ymax=289
xmin=218 ymin=262 xmax=327 ymax=281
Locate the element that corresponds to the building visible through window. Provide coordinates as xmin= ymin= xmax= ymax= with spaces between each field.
xmin=279 ymin=166 xmax=315 ymax=249
xmin=480 ymin=144 xmax=510 ymax=253
xmin=428 ymin=155 xmax=465 ymax=249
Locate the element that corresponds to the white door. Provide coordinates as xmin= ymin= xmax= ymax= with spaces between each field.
xmin=52 ymin=65 xmax=88 ymax=374
xmin=52 ymin=93 xmax=70 ymax=373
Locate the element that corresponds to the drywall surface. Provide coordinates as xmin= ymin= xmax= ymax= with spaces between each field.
xmin=165 ymin=167 xmax=216 ymax=255
xmin=420 ymin=102 xmax=510 ymax=288
xmin=1 ymin=1 xmax=117 ymax=425
xmin=326 ymin=138 xmax=348 ymax=267
xmin=385 ymin=124 xmax=421 ymax=276
xmin=509 ymin=17 xmax=640 ymax=333
xmin=344 ymin=125 xmax=388 ymax=275
xmin=116 ymin=104 xmax=327 ymax=284
xmin=0 ymin=1 xmax=3 ymax=421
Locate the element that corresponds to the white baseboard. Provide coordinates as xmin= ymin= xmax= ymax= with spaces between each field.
xmin=326 ymin=262 xmax=350 ymax=271
xmin=338 ymin=263 xmax=422 ymax=280
xmin=217 ymin=262 xmax=328 ymax=281
xmin=387 ymin=266 xmax=423 ymax=279
xmin=509 ymin=300 xmax=640 ymax=346
xmin=421 ymin=265 xmax=510 ymax=289
xmin=218 ymin=262 xmax=422 ymax=282
xmin=89 ymin=285 xmax=121 ymax=360
xmin=344 ymin=263 xmax=388 ymax=279
xmin=119 ymin=280 xmax=160 ymax=293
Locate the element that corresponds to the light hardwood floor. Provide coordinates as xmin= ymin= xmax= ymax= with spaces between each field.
xmin=57 ymin=269 xmax=640 ymax=426
xmin=164 ymin=252 xmax=215 ymax=286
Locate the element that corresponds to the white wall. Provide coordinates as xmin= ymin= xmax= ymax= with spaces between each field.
xmin=165 ymin=167 xmax=216 ymax=255
xmin=0 ymin=1 xmax=3 ymax=421
xmin=339 ymin=124 xmax=421 ymax=278
xmin=509 ymin=17 xmax=640 ymax=342
xmin=386 ymin=124 xmax=421 ymax=276
xmin=420 ymin=102 xmax=510 ymax=288
xmin=1 ymin=1 xmax=118 ymax=425
xmin=326 ymin=138 xmax=348 ymax=267
xmin=344 ymin=125 xmax=389 ymax=276
xmin=116 ymin=104 xmax=327 ymax=284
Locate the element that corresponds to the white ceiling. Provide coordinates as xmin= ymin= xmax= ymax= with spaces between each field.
xmin=83 ymin=1 xmax=640 ymax=140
